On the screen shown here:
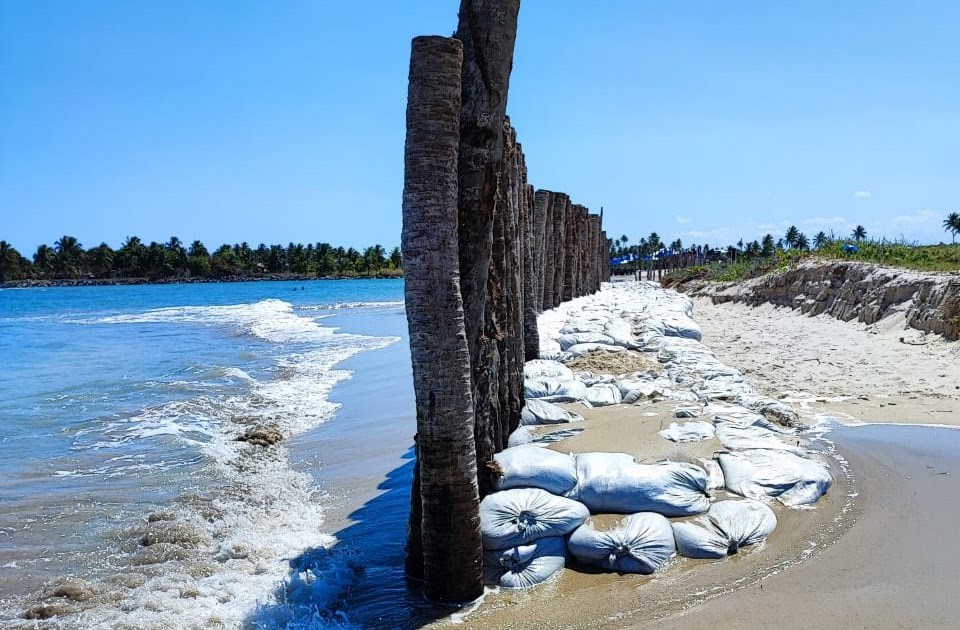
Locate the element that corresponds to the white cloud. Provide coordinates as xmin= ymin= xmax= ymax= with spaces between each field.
xmin=853 ymin=190 xmax=872 ymax=199
xmin=894 ymin=209 xmax=939 ymax=225
xmin=675 ymin=215 xmax=694 ymax=224
xmin=803 ymin=216 xmax=848 ymax=227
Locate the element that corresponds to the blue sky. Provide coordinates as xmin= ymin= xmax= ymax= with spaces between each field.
xmin=2 ymin=0 xmax=958 ymax=255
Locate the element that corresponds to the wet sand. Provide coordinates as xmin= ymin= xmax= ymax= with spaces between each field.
xmin=649 ymin=423 xmax=960 ymax=630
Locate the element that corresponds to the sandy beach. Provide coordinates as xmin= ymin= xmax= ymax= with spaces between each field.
xmin=312 ymin=284 xmax=960 ymax=629
xmin=644 ymin=298 xmax=960 ymax=629
xmin=458 ymin=290 xmax=960 ymax=629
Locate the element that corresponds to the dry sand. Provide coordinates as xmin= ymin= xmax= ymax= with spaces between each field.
xmin=693 ymin=297 xmax=960 ymax=428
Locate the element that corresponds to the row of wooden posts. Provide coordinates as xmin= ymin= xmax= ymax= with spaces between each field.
xmin=400 ymin=0 xmax=609 ymax=604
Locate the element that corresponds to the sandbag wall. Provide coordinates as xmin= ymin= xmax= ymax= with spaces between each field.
xmin=401 ymin=0 xmax=607 ymax=602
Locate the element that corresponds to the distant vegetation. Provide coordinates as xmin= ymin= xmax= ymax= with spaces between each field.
xmin=611 ymin=213 xmax=960 ymax=287
xmin=0 ymin=236 xmax=403 ymax=282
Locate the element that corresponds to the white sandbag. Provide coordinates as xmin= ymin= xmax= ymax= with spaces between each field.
xmin=659 ymin=313 xmax=703 ymax=341
xmin=697 ymin=458 xmax=726 ymax=491
xmin=492 ymin=445 xmax=578 ymax=496
xmin=719 ymin=450 xmax=832 ymax=507
xmin=604 ymin=318 xmax=640 ymax=349
xmin=672 ymin=499 xmax=777 ymax=559
xmin=567 ymin=343 xmax=626 ymax=358
xmin=585 ymin=383 xmax=623 ymax=407
xmin=659 ymin=421 xmax=715 ymax=443
xmin=538 ymin=338 xmax=563 ymax=361
xmin=482 ymin=536 xmax=567 ymax=589
xmin=480 ymin=488 xmax=590 ymax=550
xmin=714 ymin=424 xmax=803 ymax=455
xmin=524 ymin=359 xmax=574 ymax=382
xmin=521 ymin=399 xmax=584 ymax=426
xmin=558 ymin=332 xmax=615 ymax=350
xmin=507 ymin=426 xmax=535 ymax=447
xmin=524 ymin=378 xmax=587 ymax=403
xmin=570 ymin=453 xmax=711 ymax=516
xmin=674 ymin=406 xmax=702 ymax=418
xmin=567 ymin=512 xmax=676 ymax=574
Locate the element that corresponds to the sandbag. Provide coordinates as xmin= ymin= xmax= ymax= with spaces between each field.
xmin=521 ymin=399 xmax=584 ymax=426
xmin=697 ymin=457 xmax=725 ymax=491
xmin=524 ymin=378 xmax=587 ymax=403
xmin=672 ymin=500 xmax=777 ymax=559
xmin=524 ymin=360 xmax=574 ymax=382
xmin=491 ymin=445 xmax=578 ymax=495
xmin=482 ymin=536 xmax=567 ymax=589
xmin=719 ymin=450 xmax=832 ymax=507
xmin=659 ymin=313 xmax=703 ymax=341
xmin=714 ymin=423 xmax=803 ymax=455
xmin=567 ymin=513 xmax=676 ymax=574
xmin=480 ymin=488 xmax=590 ymax=550
xmin=570 ymin=453 xmax=711 ymax=516
xmin=585 ymin=383 xmax=623 ymax=407
xmin=567 ymin=343 xmax=626 ymax=358
xmin=558 ymin=332 xmax=615 ymax=350
xmin=604 ymin=318 xmax=640 ymax=349
xmin=659 ymin=421 xmax=715 ymax=443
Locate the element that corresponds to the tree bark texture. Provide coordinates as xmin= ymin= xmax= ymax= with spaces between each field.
xmin=401 ymin=35 xmax=483 ymax=604
xmin=400 ymin=3 xmax=612 ymax=600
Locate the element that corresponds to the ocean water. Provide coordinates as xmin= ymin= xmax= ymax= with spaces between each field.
xmin=0 ymin=279 xmax=412 ymax=629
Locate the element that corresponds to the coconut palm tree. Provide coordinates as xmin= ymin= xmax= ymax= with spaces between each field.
xmin=761 ymin=234 xmax=775 ymax=257
xmin=402 ymin=34 xmax=483 ymax=603
xmin=54 ymin=235 xmax=84 ymax=277
xmin=33 ymin=244 xmax=55 ymax=277
xmin=0 ymin=241 xmax=24 ymax=281
xmin=813 ymin=231 xmax=829 ymax=249
xmin=852 ymin=225 xmax=867 ymax=241
xmin=943 ymin=212 xmax=960 ymax=243
xmin=784 ymin=226 xmax=800 ymax=249
xmin=795 ymin=233 xmax=811 ymax=251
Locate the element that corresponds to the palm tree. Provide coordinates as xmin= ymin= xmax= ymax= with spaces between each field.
xmin=761 ymin=234 xmax=775 ymax=257
xmin=944 ymin=212 xmax=960 ymax=243
xmin=852 ymin=225 xmax=867 ymax=241
xmin=402 ymin=35 xmax=484 ymax=603
xmin=784 ymin=226 xmax=800 ymax=249
xmin=813 ymin=231 xmax=829 ymax=249
xmin=87 ymin=243 xmax=114 ymax=277
xmin=54 ymin=235 xmax=84 ymax=277
xmin=0 ymin=241 xmax=24 ymax=281
xmin=33 ymin=244 xmax=55 ymax=277
xmin=795 ymin=233 xmax=810 ymax=251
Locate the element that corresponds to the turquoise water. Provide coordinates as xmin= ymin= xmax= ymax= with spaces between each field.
xmin=0 ymin=279 xmax=408 ymax=628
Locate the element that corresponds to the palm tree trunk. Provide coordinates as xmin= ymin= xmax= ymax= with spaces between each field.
xmin=454 ymin=0 xmax=521 ymax=498
xmin=401 ymin=35 xmax=483 ymax=603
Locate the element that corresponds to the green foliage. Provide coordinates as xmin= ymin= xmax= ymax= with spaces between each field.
xmin=817 ymin=238 xmax=960 ymax=272
xmin=1 ymin=235 xmax=405 ymax=282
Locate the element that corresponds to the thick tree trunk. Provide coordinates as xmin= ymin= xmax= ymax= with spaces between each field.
xmin=533 ymin=190 xmax=550 ymax=311
xmin=453 ymin=0 xmax=521 ymax=497
xmin=550 ymin=193 xmax=568 ymax=308
xmin=401 ymin=35 xmax=482 ymax=603
xmin=522 ymin=182 xmax=539 ymax=359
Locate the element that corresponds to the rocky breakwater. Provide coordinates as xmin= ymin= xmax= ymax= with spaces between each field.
xmin=682 ymin=259 xmax=960 ymax=341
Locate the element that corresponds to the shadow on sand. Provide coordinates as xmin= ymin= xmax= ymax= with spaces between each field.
xmin=246 ymin=447 xmax=457 ymax=629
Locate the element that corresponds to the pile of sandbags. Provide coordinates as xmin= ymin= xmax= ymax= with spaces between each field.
xmin=480 ymin=488 xmax=588 ymax=588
